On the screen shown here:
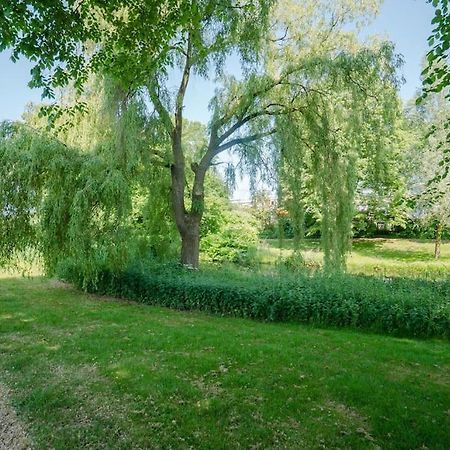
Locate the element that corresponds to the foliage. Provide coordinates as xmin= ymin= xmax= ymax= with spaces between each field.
xmin=352 ymin=190 xmax=409 ymax=238
xmin=0 ymin=78 xmax=178 ymax=282
xmin=418 ymin=1 xmax=450 ymax=180
xmin=201 ymin=206 xmax=259 ymax=265
xmin=421 ymin=0 xmax=450 ymax=99
xmin=0 ymin=1 xmax=200 ymax=98
xmin=352 ymin=113 xmax=412 ymax=238
xmin=250 ymin=190 xmax=277 ymax=237
xmin=58 ymin=260 xmax=450 ymax=339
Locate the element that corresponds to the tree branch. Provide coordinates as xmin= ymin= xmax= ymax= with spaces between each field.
xmin=217 ymin=102 xmax=303 ymax=146
xmin=147 ymin=84 xmax=174 ymax=134
xmin=175 ymin=33 xmax=193 ymax=135
xmin=215 ymin=128 xmax=277 ymax=155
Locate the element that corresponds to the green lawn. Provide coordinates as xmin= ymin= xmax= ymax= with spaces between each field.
xmin=1 ymin=276 xmax=449 ymax=449
xmin=259 ymin=238 xmax=450 ymax=278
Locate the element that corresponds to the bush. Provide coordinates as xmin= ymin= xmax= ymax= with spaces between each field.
xmin=277 ymin=252 xmax=323 ymax=272
xmin=201 ymin=207 xmax=259 ymax=265
xmin=58 ymin=261 xmax=450 ymax=339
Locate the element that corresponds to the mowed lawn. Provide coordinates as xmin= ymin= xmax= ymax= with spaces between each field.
xmin=259 ymin=238 xmax=450 ymax=278
xmin=0 ymin=276 xmax=449 ymax=449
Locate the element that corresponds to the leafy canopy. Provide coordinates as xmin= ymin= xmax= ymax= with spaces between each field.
xmin=421 ymin=0 xmax=450 ymax=98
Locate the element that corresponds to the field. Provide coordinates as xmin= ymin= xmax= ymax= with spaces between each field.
xmin=257 ymin=238 xmax=450 ymax=279
xmin=1 ymin=273 xmax=449 ymax=449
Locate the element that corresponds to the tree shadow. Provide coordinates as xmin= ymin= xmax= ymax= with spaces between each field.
xmin=265 ymin=239 xmax=322 ymax=252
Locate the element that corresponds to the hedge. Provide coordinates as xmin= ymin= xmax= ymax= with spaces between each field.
xmin=59 ymin=263 xmax=450 ymax=339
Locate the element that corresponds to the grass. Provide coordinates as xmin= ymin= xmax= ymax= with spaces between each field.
xmin=258 ymin=238 xmax=450 ymax=278
xmin=1 ymin=276 xmax=449 ymax=449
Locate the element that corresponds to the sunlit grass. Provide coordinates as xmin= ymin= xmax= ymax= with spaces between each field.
xmin=259 ymin=238 xmax=450 ymax=278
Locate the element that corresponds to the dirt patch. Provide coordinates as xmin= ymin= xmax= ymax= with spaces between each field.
xmin=48 ymin=279 xmax=74 ymax=290
xmin=326 ymin=400 xmax=379 ymax=448
xmin=384 ymin=362 xmax=450 ymax=387
xmin=0 ymin=384 xmax=33 ymax=450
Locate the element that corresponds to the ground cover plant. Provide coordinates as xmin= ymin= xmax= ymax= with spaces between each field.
xmin=0 ymin=275 xmax=449 ymax=449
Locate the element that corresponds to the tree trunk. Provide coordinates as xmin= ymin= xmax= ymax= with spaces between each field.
xmin=435 ymin=222 xmax=443 ymax=260
xmin=180 ymin=217 xmax=200 ymax=268
xmin=170 ymin=134 xmax=206 ymax=269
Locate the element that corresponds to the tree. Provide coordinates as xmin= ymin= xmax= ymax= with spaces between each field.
xmin=0 ymin=1 xmax=193 ymax=101
xmin=406 ymin=92 xmax=450 ymax=259
xmin=351 ymin=114 xmax=411 ymax=238
xmin=151 ymin=0 xmax=404 ymax=269
xmin=1 ymin=0 xmax=274 ymax=269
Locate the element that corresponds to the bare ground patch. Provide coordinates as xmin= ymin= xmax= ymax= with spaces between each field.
xmin=0 ymin=384 xmax=33 ymax=450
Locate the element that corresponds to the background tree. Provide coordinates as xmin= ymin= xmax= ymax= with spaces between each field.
xmin=406 ymin=91 xmax=450 ymax=258
xmin=352 ymin=116 xmax=410 ymax=238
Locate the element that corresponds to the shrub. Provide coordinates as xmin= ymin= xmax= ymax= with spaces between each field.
xmin=58 ymin=261 xmax=450 ymax=339
xmin=201 ymin=207 xmax=259 ymax=265
xmin=277 ymin=252 xmax=323 ymax=273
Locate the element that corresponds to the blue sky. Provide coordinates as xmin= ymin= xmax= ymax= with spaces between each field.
xmin=0 ymin=0 xmax=435 ymax=124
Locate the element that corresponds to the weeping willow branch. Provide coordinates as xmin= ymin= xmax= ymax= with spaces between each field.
xmin=216 ymin=128 xmax=277 ymax=154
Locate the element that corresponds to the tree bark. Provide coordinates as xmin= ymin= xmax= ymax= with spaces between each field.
xmin=435 ymin=222 xmax=443 ymax=260
xmin=180 ymin=217 xmax=201 ymax=268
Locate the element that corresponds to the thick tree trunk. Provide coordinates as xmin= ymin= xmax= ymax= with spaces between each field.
xmin=180 ymin=218 xmax=200 ymax=268
xmin=435 ymin=222 xmax=443 ymax=260
xmin=170 ymin=156 xmax=204 ymax=269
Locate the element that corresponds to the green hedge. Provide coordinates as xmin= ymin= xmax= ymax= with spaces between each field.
xmin=59 ymin=263 xmax=450 ymax=339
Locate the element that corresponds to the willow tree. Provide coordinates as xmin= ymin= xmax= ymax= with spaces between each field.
xmin=144 ymin=1 xmax=278 ymax=267
xmin=0 ymin=78 xmax=179 ymax=280
xmin=268 ymin=0 xmax=401 ymax=271
xmin=147 ymin=0 xmax=403 ymax=269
